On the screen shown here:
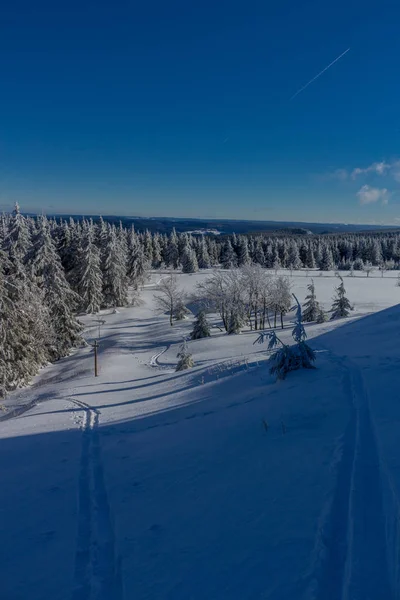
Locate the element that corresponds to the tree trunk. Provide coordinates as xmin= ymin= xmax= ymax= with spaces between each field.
xmin=170 ymin=311 xmax=173 ymax=326
xmin=274 ymin=311 xmax=277 ymax=328
xmin=280 ymin=312 xmax=284 ymax=329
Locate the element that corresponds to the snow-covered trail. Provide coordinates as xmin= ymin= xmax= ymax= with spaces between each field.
xmin=308 ymin=354 xmax=391 ymax=600
xmin=70 ymin=397 xmax=123 ymax=600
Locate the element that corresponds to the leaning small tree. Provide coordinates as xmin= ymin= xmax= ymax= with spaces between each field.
xmin=176 ymin=339 xmax=194 ymax=371
xmin=154 ymin=275 xmax=184 ymax=326
xmin=330 ymin=276 xmax=353 ymax=319
xmin=190 ymin=310 xmax=211 ymax=339
xmin=302 ymin=279 xmax=321 ymax=322
xmin=254 ymin=295 xmax=316 ymax=379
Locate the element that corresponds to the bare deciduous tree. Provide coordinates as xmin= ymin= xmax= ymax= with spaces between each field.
xmin=154 ymin=275 xmax=184 ymax=326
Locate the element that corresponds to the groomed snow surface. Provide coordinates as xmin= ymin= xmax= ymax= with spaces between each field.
xmin=1 ymin=270 xmax=400 ymax=599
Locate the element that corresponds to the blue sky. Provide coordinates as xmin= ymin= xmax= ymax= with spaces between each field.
xmin=1 ymin=0 xmax=399 ymax=223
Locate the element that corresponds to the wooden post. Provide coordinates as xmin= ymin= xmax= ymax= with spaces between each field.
xmin=93 ymin=340 xmax=99 ymax=377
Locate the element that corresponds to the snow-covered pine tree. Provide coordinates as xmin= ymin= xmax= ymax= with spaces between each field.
xmin=165 ymin=228 xmax=180 ymax=269
xmin=197 ymin=237 xmax=212 ymax=269
xmin=75 ymin=222 xmax=103 ymax=313
xmin=0 ymin=248 xmax=53 ymax=394
xmin=330 ymin=276 xmax=353 ymax=319
xmin=28 ymin=217 xmax=83 ymax=359
xmin=2 ymin=202 xmax=31 ymax=261
xmin=272 ymin=246 xmax=281 ymax=273
xmin=176 ymin=339 xmax=194 ymax=371
xmin=227 ymin=311 xmax=242 ymax=334
xmin=181 ymin=244 xmax=198 ymax=273
xmin=143 ymin=229 xmax=154 ymax=264
xmin=190 ymin=310 xmax=211 ymax=339
xmin=127 ymin=226 xmax=148 ymax=290
xmin=302 ymin=279 xmax=321 ymax=322
xmin=305 ymin=244 xmax=316 ymax=269
xmin=253 ymin=239 xmax=265 ymax=266
xmin=319 ymin=245 xmax=334 ymax=271
xmin=152 ymin=233 xmax=163 ymax=269
xmin=102 ymin=225 xmax=129 ymax=308
xmin=237 ymin=236 xmax=251 ymax=266
xmin=220 ymin=239 xmax=237 ymax=269
xmin=287 ymin=241 xmax=302 ymax=271
xmin=207 ymin=238 xmax=219 ymax=266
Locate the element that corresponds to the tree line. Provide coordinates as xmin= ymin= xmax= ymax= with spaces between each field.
xmin=0 ymin=206 xmax=394 ymax=395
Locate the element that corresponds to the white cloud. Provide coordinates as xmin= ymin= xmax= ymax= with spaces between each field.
xmin=351 ymin=161 xmax=390 ymax=179
xmin=356 ymin=185 xmax=390 ymax=205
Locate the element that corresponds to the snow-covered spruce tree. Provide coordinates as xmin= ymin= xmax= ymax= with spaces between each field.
xmin=302 ymin=279 xmax=321 ymax=322
xmin=330 ymin=276 xmax=353 ymax=320
xmin=152 ymin=233 xmax=163 ymax=269
xmin=143 ymin=229 xmax=154 ymax=264
xmin=287 ymin=241 xmax=302 ymax=271
xmin=253 ymin=239 xmax=265 ymax=266
xmin=291 ymin=294 xmax=317 ymax=370
xmin=28 ymin=217 xmax=83 ymax=359
xmin=254 ymin=295 xmax=316 ymax=380
xmin=227 ymin=312 xmax=242 ymax=334
xmin=220 ymin=239 xmax=237 ymax=269
xmin=319 ymin=245 xmax=334 ymax=271
xmin=102 ymin=225 xmax=129 ymax=308
xmin=0 ymin=249 xmax=52 ymax=395
xmin=181 ymin=244 xmax=199 ymax=273
xmin=197 ymin=237 xmax=212 ymax=269
xmin=176 ymin=339 xmax=194 ymax=371
xmin=190 ymin=310 xmax=211 ymax=339
xmin=272 ymin=246 xmax=281 ymax=273
xmin=237 ymin=236 xmax=251 ymax=266
xmin=154 ymin=275 xmax=184 ymax=326
xmin=74 ymin=222 xmax=103 ymax=313
xmin=2 ymin=202 xmax=31 ymax=260
xmin=165 ymin=228 xmax=180 ymax=269
xmin=127 ymin=227 xmax=149 ymax=290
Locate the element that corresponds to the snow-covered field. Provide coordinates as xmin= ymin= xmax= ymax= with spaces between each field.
xmin=1 ymin=269 xmax=400 ymax=599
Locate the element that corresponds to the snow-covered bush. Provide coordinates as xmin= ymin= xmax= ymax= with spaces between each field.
xmin=174 ymin=300 xmax=191 ymax=321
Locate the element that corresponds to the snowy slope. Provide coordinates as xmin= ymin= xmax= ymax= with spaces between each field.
xmin=1 ymin=272 xmax=400 ymax=599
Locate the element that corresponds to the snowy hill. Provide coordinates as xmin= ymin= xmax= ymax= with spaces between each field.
xmin=1 ymin=272 xmax=400 ymax=599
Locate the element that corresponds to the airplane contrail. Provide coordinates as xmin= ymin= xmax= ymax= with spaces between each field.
xmin=290 ymin=47 xmax=350 ymax=100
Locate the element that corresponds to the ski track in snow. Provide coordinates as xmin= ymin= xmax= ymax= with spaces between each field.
xmin=70 ymin=398 xmax=123 ymax=600
xmin=309 ymin=352 xmax=392 ymax=600
xmin=149 ymin=344 xmax=177 ymax=373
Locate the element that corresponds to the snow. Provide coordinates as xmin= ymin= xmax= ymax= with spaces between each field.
xmin=1 ymin=270 xmax=400 ymax=599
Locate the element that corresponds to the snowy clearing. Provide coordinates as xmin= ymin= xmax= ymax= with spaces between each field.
xmin=1 ymin=270 xmax=400 ymax=599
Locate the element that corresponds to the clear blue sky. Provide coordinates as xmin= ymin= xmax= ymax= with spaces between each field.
xmin=1 ymin=0 xmax=399 ymax=223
